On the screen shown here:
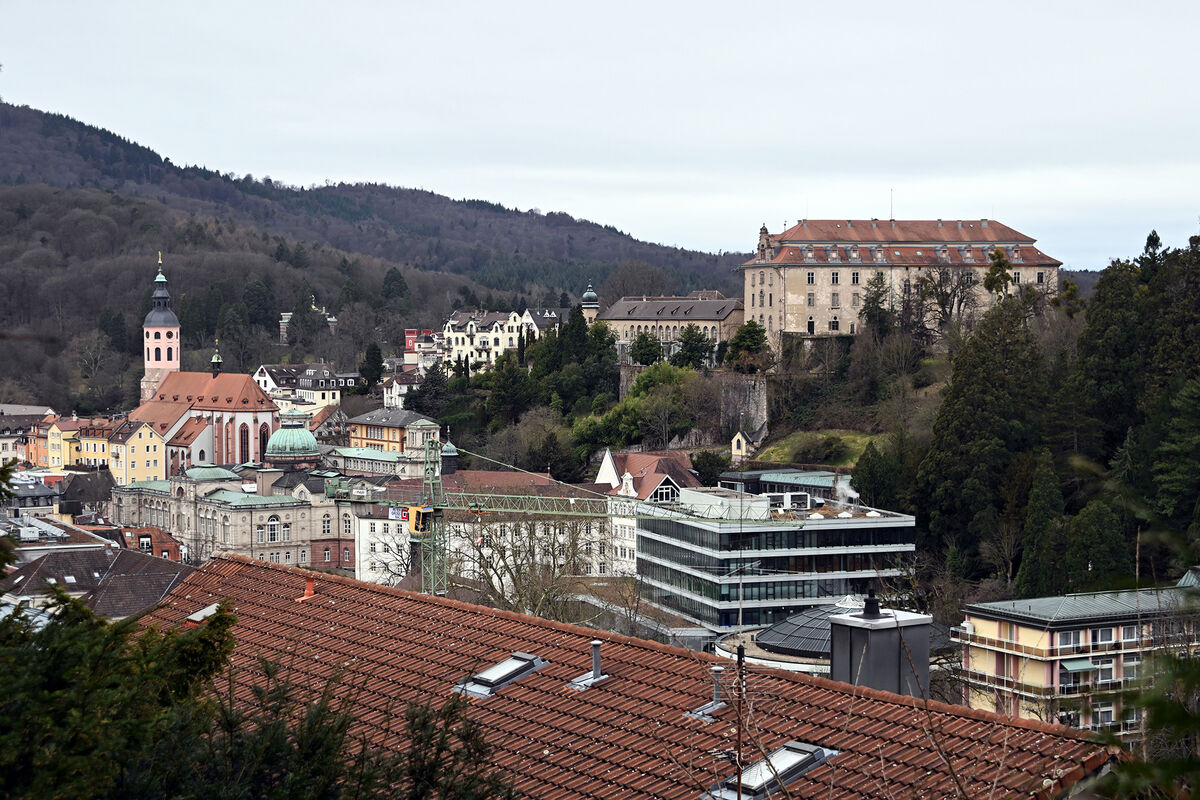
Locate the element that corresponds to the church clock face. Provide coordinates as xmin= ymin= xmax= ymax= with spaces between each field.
xmin=166 ymin=331 xmax=173 ymax=339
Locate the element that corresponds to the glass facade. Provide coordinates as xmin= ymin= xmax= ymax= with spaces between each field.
xmin=637 ymin=511 xmax=915 ymax=633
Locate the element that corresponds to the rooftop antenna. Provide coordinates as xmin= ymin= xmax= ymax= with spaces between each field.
xmin=889 ymin=188 xmax=893 ymax=220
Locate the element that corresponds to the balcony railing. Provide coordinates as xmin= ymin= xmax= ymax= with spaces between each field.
xmin=951 ymin=627 xmax=1171 ymax=659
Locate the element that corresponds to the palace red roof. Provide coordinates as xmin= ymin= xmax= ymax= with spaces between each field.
xmin=140 ymin=557 xmax=1118 ymax=800
xmin=774 ymin=218 xmax=1034 ymax=244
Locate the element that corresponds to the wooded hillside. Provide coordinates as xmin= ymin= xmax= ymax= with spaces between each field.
xmin=0 ymin=102 xmax=746 ymax=298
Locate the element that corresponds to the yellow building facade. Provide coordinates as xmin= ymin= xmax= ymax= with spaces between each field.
xmin=953 ymin=588 xmax=1192 ymax=738
xmin=108 ymin=421 xmax=167 ymax=486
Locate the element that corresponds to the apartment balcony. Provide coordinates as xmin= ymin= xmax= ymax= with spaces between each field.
xmin=951 ymin=626 xmax=1162 ymax=659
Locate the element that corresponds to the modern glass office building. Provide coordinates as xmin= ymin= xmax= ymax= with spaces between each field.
xmin=637 ymin=487 xmax=915 ymax=635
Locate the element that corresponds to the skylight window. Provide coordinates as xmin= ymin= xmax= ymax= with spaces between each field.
xmin=704 ymin=741 xmax=837 ymax=800
xmin=455 ymin=652 xmax=547 ymax=698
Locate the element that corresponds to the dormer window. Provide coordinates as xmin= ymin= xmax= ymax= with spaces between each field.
xmin=454 ymin=652 xmax=547 ymax=698
xmin=706 ymin=741 xmax=838 ymax=800
xmin=828 ymin=246 xmax=838 ymax=261
xmin=805 ymin=246 xmax=814 ymax=259
xmin=851 ymin=247 xmax=859 ymax=260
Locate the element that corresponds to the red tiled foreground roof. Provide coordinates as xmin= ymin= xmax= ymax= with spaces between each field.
xmin=141 ymin=556 xmax=1119 ymax=800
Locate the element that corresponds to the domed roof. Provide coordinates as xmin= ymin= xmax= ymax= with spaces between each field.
xmin=144 ymin=266 xmax=180 ymax=328
xmin=184 ymin=464 xmax=240 ymax=481
xmin=754 ymin=596 xmax=864 ymax=659
xmin=265 ymin=410 xmax=320 ymax=462
xmin=440 ymin=440 xmax=458 ymax=457
xmin=581 ymin=282 xmax=599 ymax=306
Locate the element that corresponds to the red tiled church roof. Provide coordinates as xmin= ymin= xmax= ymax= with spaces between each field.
xmin=152 ymin=372 xmax=278 ymax=413
xmin=141 ymin=557 xmax=1118 ymax=800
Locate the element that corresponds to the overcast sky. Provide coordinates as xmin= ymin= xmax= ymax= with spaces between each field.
xmin=3 ymin=1 xmax=1197 ymax=269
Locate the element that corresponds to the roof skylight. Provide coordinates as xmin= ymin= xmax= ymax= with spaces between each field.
xmin=455 ymin=652 xmax=547 ymax=698
xmin=703 ymin=741 xmax=837 ymax=800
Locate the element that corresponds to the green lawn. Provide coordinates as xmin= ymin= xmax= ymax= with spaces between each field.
xmin=755 ymin=429 xmax=881 ymax=467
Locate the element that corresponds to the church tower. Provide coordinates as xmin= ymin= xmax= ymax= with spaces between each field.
xmin=581 ymin=281 xmax=600 ymax=325
xmin=140 ymin=254 xmax=182 ymax=402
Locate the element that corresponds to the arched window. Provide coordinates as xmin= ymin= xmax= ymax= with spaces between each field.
xmin=268 ymin=515 xmax=280 ymax=542
xmin=146 ymin=347 xmax=151 ymax=361
xmin=759 ymin=270 xmax=764 ymax=284
xmin=259 ymin=423 xmax=270 ymax=458
xmin=282 ymin=522 xmax=291 ymax=541
xmin=154 ymin=331 xmax=161 ymax=340
xmin=222 ymin=516 xmax=230 ymax=544
xmin=759 ymin=291 xmax=764 ymax=307
xmin=322 ymin=514 xmax=331 ymax=535
xmin=198 ymin=449 xmax=205 ymax=462
xmin=154 ymin=346 xmax=161 ymax=361
xmin=239 ymin=424 xmax=250 ymax=464
xmin=166 ymin=346 xmax=173 ymax=361
xmin=343 ymin=515 xmax=352 ymax=535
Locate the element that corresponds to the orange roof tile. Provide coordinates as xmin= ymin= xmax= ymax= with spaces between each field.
xmin=167 ymin=417 xmax=208 ymax=447
xmin=152 ymin=372 xmax=278 ymax=413
xmin=141 ymin=557 xmax=1119 ymax=800
xmin=128 ymin=400 xmax=192 ymax=435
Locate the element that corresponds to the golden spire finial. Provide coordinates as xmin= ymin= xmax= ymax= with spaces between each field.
xmin=157 ymin=251 xmax=162 ymax=265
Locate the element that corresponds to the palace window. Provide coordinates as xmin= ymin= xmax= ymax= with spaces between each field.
xmin=831 ymin=271 xmax=839 ymax=285
xmin=851 ymin=271 xmax=860 ymax=285
xmin=806 ymin=293 xmax=815 ymax=307
xmin=831 ymin=293 xmax=840 ymax=308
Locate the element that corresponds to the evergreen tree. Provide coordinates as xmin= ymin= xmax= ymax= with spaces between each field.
xmin=983 ymin=248 xmax=1014 ymax=296
xmin=690 ymin=450 xmax=730 ymax=486
xmin=516 ymin=329 xmax=526 ymax=365
xmin=725 ymin=321 xmax=773 ymax=373
xmin=242 ymin=279 xmax=276 ymax=329
xmin=0 ymin=594 xmax=514 ymax=800
xmin=916 ymin=297 xmax=1043 ymax=569
xmin=487 ymin=354 xmax=533 ymax=424
xmin=1064 ymin=498 xmax=1131 ymax=593
xmin=858 ymin=272 xmax=894 ymax=337
xmin=1153 ymin=376 xmax=1200 ymax=533
xmin=407 ymin=363 xmax=449 ymax=419
xmin=630 ymin=331 xmax=662 ymax=366
xmin=1012 ymin=449 xmax=1065 ymax=598
xmin=559 ymin=307 xmax=589 ymax=365
xmin=851 ymin=441 xmax=897 ymax=509
xmin=360 ymin=342 xmax=384 ymax=390
xmin=669 ymin=323 xmax=712 ymax=369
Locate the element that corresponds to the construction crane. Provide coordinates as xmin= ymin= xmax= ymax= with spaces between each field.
xmin=325 ymin=439 xmax=801 ymax=596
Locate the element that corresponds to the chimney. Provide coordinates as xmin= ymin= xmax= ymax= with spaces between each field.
xmin=295 ymin=575 xmax=317 ymax=602
xmin=828 ymin=591 xmax=932 ymax=698
xmin=711 ymin=665 xmax=724 ymax=706
xmin=981 ymin=219 xmax=989 ymax=228
xmin=591 ymin=640 xmax=603 ymax=680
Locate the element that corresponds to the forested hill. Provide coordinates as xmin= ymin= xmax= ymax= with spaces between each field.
xmin=0 ymin=102 xmax=747 ymax=297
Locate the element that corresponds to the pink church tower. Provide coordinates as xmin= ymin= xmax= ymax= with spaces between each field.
xmin=139 ymin=253 xmax=182 ymax=402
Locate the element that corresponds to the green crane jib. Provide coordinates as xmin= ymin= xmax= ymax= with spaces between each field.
xmin=324 ymin=440 xmax=796 ymax=596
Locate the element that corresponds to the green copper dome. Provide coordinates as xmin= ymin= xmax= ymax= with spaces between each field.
xmin=440 ymin=440 xmax=458 ymax=457
xmin=265 ymin=410 xmax=320 ymax=462
xmin=581 ymin=282 xmax=599 ymax=306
